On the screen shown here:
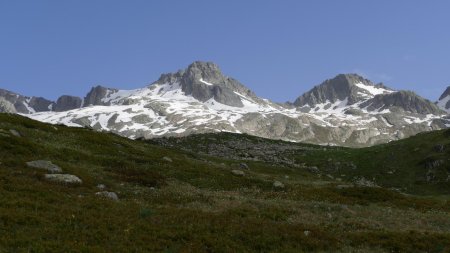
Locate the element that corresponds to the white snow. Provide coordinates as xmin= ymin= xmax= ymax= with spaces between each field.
xmin=22 ymin=79 xmax=445 ymax=141
xmin=23 ymin=98 xmax=36 ymax=114
xmin=354 ymin=82 xmax=394 ymax=96
xmin=199 ymin=78 xmax=214 ymax=86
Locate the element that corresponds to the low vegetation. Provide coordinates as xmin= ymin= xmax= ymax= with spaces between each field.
xmin=0 ymin=114 xmax=449 ymax=252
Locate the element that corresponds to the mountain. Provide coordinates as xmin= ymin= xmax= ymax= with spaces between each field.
xmin=0 ymin=88 xmax=54 ymax=114
xmin=1 ymin=61 xmax=449 ymax=147
xmin=437 ymin=86 xmax=450 ymax=113
xmin=293 ymin=74 xmax=394 ymax=107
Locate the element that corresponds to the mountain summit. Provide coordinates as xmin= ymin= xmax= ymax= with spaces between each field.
xmin=154 ymin=61 xmax=257 ymax=107
xmin=0 ymin=61 xmax=449 ymax=147
xmin=437 ymin=86 xmax=450 ymax=113
xmin=294 ymin=74 xmax=394 ymax=107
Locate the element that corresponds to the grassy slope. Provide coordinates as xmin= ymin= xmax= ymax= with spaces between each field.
xmin=0 ymin=114 xmax=449 ymax=252
xmin=151 ymin=130 xmax=450 ymax=195
xmin=300 ymin=130 xmax=450 ymax=195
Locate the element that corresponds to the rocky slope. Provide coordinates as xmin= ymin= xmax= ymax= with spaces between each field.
xmin=1 ymin=61 xmax=449 ymax=147
xmin=437 ymin=86 xmax=450 ymax=113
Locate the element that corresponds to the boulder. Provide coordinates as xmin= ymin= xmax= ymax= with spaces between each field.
xmin=95 ymin=191 xmax=119 ymax=201
xmin=162 ymin=156 xmax=173 ymax=162
xmin=9 ymin=129 xmax=21 ymax=137
xmin=44 ymin=174 xmax=82 ymax=184
xmin=306 ymin=166 xmax=320 ymax=174
xmin=273 ymin=181 xmax=285 ymax=189
xmin=26 ymin=160 xmax=62 ymax=173
xmin=97 ymin=184 xmax=106 ymax=190
xmin=239 ymin=163 xmax=249 ymax=170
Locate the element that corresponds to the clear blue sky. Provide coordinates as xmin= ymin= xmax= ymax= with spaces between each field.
xmin=1 ymin=0 xmax=449 ymax=102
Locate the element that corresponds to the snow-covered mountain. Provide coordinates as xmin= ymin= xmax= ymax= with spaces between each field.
xmin=437 ymin=86 xmax=450 ymax=113
xmin=1 ymin=61 xmax=449 ymax=147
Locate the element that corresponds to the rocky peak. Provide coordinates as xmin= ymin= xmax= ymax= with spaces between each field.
xmin=27 ymin=97 xmax=54 ymax=112
xmin=184 ymin=61 xmax=224 ymax=82
xmin=438 ymin=86 xmax=450 ymax=100
xmin=0 ymin=88 xmax=54 ymax=114
xmin=436 ymin=86 xmax=450 ymax=112
xmin=294 ymin=74 xmax=394 ymax=107
xmin=55 ymin=95 xmax=82 ymax=112
xmin=360 ymin=90 xmax=444 ymax=115
xmin=83 ymin=85 xmax=118 ymax=106
xmin=154 ymin=61 xmax=261 ymax=107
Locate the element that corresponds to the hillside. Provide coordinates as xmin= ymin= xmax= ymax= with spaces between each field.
xmin=0 ymin=113 xmax=449 ymax=252
xmin=150 ymin=130 xmax=450 ymax=195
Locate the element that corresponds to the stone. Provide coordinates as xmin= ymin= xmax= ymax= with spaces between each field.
xmin=273 ymin=181 xmax=285 ymax=189
xmin=304 ymin=230 xmax=311 ymax=236
xmin=9 ymin=129 xmax=21 ymax=137
xmin=26 ymin=160 xmax=62 ymax=173
xmin=239 ymin=163 xmax=249 ymax=170
xmin=306 ymin=166 xmax=320 ymax=174
xmin=44 ymin=174 xmax=82 ymax=184
xmin=95 ymin=191 xmax=119 ymax=201
xmin=97 ymin=184 xmax=106 ymax=190
xmin=231 ymin=170 xmax=245 ymax=176
xmin=162 ymin=156 xmax=173 ymax=162
xmin=354 ymin=177 xmax=378 ymax=187
xmin=0 ymin=97 xmax=16 ymax=113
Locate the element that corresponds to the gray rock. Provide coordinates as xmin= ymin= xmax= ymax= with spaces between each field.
xmin=437 ymin=86 xmax=450 ymax=111
xmin=273 ymin=181 xmax=285 ymax=189
xmin=26 ymin=160 xmax=62 ymax=173
xmin=354 ymin=177 xmax=378 ymax=187
xmin=162 ymin=156 xmax=173 ymax=162
xmin=294 ymin=74 xmax=391 ymax=107
xmin=83 ymin=85 xmax=118 ymax=106
xmin=27 ymin=97 xmax=55 ymax=112
xmin=231 ymin=169 xmax=245 ymax=176
xmin=44 ymin=174 xmax=82 ymax=184
xmin=0 ymin=97 xmax=16 ymax=113
xmin=54 ymin=95 xmax=82 ymax=112
xmin=239 ymin=163 xmax=249 ymax=170
xmin=9 ymin=129 xmax=21 ymax=137
xmin=97 ymin=184 xmax=106 ymax=190
xmin=95 ymin=191 xmax=119 ymax=201
xmin=360 ymin=90 xmax=444 ymax=115
xmin=154 ymin=61 xmax=251 ymax=107
xmin=0 ymin=88 xmax=54 ymax=114
xmin=306 ymin=166 xmax=320 ymax=174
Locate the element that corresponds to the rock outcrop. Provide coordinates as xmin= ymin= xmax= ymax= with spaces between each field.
xmin=55 ymin=95 xmax=82 ymax=111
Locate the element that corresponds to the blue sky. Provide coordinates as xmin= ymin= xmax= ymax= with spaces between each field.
xmin=1 ymin=0 xmax=449 ymax=102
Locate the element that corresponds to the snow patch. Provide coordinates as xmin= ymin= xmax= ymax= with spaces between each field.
xmin=354 ymin=82 xmax=394 ymax=96
xmin=199 ymin=78 xmax=214 ymax=86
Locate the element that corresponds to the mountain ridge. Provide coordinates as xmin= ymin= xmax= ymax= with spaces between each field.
xmin=1 ymin=61 xmax=449 ymax=147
